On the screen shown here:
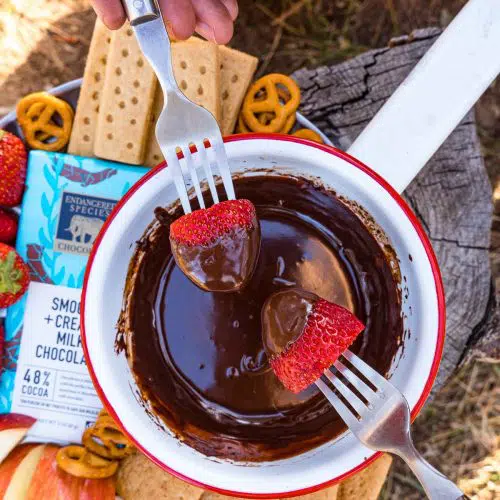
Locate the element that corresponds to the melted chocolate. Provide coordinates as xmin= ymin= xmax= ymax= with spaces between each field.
xmin=170 ymin=216 xmax=261 ymax=292
xmin=123 ymin=175 xmax=403 ymax=462
xmin=262 ymin=288 xmax=317 ymax=357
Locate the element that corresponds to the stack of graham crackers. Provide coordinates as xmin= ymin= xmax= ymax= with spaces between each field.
xmin=68 ymin=20 xmax=258 ymax=167
xmin=116 ymin=451 xmax=393 ymax=499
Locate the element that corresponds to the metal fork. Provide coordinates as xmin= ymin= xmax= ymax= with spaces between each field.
xmin=121 ymin=0 xmax=235 ymax=213
xmin=316 ymin=350 xmax=467 ymax=499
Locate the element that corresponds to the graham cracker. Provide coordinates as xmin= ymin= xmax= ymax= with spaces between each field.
xmin=171 ymin=38 xmax=221 ymax=121
xmin=143 ymin=38 xmax=221 ymax=166
xmin=94 ymin=23 xmax=157 ymax=165
xmin=337 ymin=454 xmax=393 ymax=500
xmin=293 ymin=486 xmax=339 ymax=500
xmin=117 ymin=452 xmax=204 ymax=500
xmin=200 ymin=485 xmax=339 ymax=500
xmin=143 ymin=89 xmax=164 ymax=167
xmin=219 ymin=46 xmax=258 ymax=136
xmin=68 ymin=20 xmax=110 ymax=156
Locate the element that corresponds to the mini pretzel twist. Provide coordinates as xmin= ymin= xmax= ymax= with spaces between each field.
xmin=83 ymin=420 xmax=134 ymax=459
xmin=17 ymin=92 xmax=74 ymax=151
xmin=238 ymin=88 xmax=297 ymax=134
xmin=241 ymin=74 xmax=300 ymax=133
xmin=237 ymin=114 xmax=251 ymax=134
xmin=292 ymin=128 xmax=324 ymax=143
xmin=56 ymin=445 xmax=118 ymax=479
xmin=24 ymin=102 xmax=54 ymax=142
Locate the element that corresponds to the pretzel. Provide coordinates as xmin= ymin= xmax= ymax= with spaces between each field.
xmin=97 ymin=409 xmax=110 ymax=420
xmin=83 ymin=423 xmax=134 ymax=459
xmin=257 ymin=111 xmax=295 ymax=134
xmin=25 ymin=102 xmax=53 ymax=142
xmin=95 ymin=409 xmax=129 ymax=435
xmin=17 ymin=92 xmax=74 ymax=151
xmin=242 ymin=74 xmax=300 ymax=133
xmin=236 ymin=114 xmax=251 ymax=134
xmin=292 ymin=128 xmax=324 ymax=143
xmin=238 ymin=88 xmax=296 ymax=134
xmin=56 ymin=445 xmax=118 ymax=479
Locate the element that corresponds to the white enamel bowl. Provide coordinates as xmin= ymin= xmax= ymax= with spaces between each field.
xmin=81 ymin=135 xmax=445 ymax=498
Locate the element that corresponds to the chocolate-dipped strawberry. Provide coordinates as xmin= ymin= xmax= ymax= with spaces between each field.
xmin=262 ymin=289 xmax=365 ymax=393
xmin=169 ymin=199 xmax=261 ymax=292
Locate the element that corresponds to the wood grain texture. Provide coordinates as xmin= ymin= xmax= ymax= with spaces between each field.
xmin=292 ymin=28 xmax=495 ymax=392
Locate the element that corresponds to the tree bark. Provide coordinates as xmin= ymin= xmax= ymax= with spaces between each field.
xmin=293 ymin=28 xmax=496 ymax=392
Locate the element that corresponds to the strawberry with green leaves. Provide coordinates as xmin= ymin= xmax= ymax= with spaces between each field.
xmin=0 ymin=243 xmax=30 ymax=308
xmin=0 ymin=130 xmax=27 ymax=207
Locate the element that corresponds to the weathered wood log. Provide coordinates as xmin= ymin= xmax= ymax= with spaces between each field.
xmin=293 ymin=28 xmax=496 ymax=393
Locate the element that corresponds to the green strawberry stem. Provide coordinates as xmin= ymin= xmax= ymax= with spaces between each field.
xmin=0 ymin=250 xmax=23 ymax=294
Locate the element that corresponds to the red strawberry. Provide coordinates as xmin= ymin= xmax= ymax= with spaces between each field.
xmin=170 ymin=199 xmax=257 ymax=246
xmin=0 ymin=130 xmax=27 ymax=207
xmin=0 ymin=209 xmax=18 ymax=243
xmin=0 ymin=243 xmax=30 ymax=308
xmin=169 ymin=199 xmax=261 ymax=292
xmin=0 ymin=323 xmax=4 ymax=372
xmin=262 ymin=289 xmax=365 ymax=393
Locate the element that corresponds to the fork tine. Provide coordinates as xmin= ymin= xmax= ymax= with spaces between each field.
xmin=333 ymin=359 xmax=378 ymax=404
xmin=182 ymin=145 xmax=205 ymax=209
xmin=315 ymin=379 xmax=360 ymax=431
xmin=212 ymin=137 xmax=235 ymax=200
xmin=166 ymin=150 xmax=191 ymax=214
xmin=342 ymin=350 xmax=388 ymax=389
xmin=195 ymin=141 xmax=219 ymax=205
xmin=324 ymin=369 xmax=368 ymax=417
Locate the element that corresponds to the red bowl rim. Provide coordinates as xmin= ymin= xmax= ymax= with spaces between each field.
xmin=81 ymin=134 xmax=446 ymax=499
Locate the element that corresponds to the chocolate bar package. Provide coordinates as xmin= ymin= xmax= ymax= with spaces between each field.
xmin=0 ymin=151 xmax=146 ymax=443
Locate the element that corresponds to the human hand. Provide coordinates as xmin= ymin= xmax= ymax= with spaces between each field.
xmin=91 ymin=0 xmax=238 ymax=44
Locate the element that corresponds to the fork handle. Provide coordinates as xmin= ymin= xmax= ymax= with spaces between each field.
xmin=121 ymin=0 xmax=159 ymax=25
xmin=120 ymin=0 xmax=181 ymax=96
xmin=395 ymin=440 xmax=466 ymax=499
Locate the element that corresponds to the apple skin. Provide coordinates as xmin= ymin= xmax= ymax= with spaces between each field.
xmin=0 ymin=413 xmax=37 ymax=465
xmin=27 ymin=444 xmax=116 ymax=500
xmin=0 ymin=414 xmax=36 ymax=431
xmin=4 ymin=444 xmax=46 ymax=499
xmin=0 ymin=444 xmax=37 ymax=496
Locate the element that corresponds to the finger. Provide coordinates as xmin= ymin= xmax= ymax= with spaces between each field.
xmin=90 ymin=0 xmax=126 ymax=30
xmin=221 ymin=0 xmax=238 ymax=20
xmin=192 ymin=0 xmax=234 ymax=44
xmin=158 ymin=0 xmax=197 ymax=40
xmin=194 ymin=22 xmax=216 ymax=43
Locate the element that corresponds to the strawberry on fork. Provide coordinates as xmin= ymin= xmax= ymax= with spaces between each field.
xmin=262 ymin=288 xmax=365 ymax=393
xmin=169 ymin=199 xmax=261 ymax=292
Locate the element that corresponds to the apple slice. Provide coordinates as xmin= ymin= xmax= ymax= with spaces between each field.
xmin=0 ymin=444 xmax=36 ymax=496
xmin=78 ymin=477 xmax=116 ymax=500
xmin=0 ymin=413 xmax=37 ymax=465
xmin=27 ymin=444 xmax=116 ymax=500
xmin=28 ymin=445 xmax=78 ymax=499
xmin=4 ymin=444 xmax=45 ymax=499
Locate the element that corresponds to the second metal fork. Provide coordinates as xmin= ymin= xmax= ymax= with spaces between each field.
xmin=316 ymin=350 xmax=467 ymax=499
xmin=122 ymin=0 xmax=235 ymax=214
